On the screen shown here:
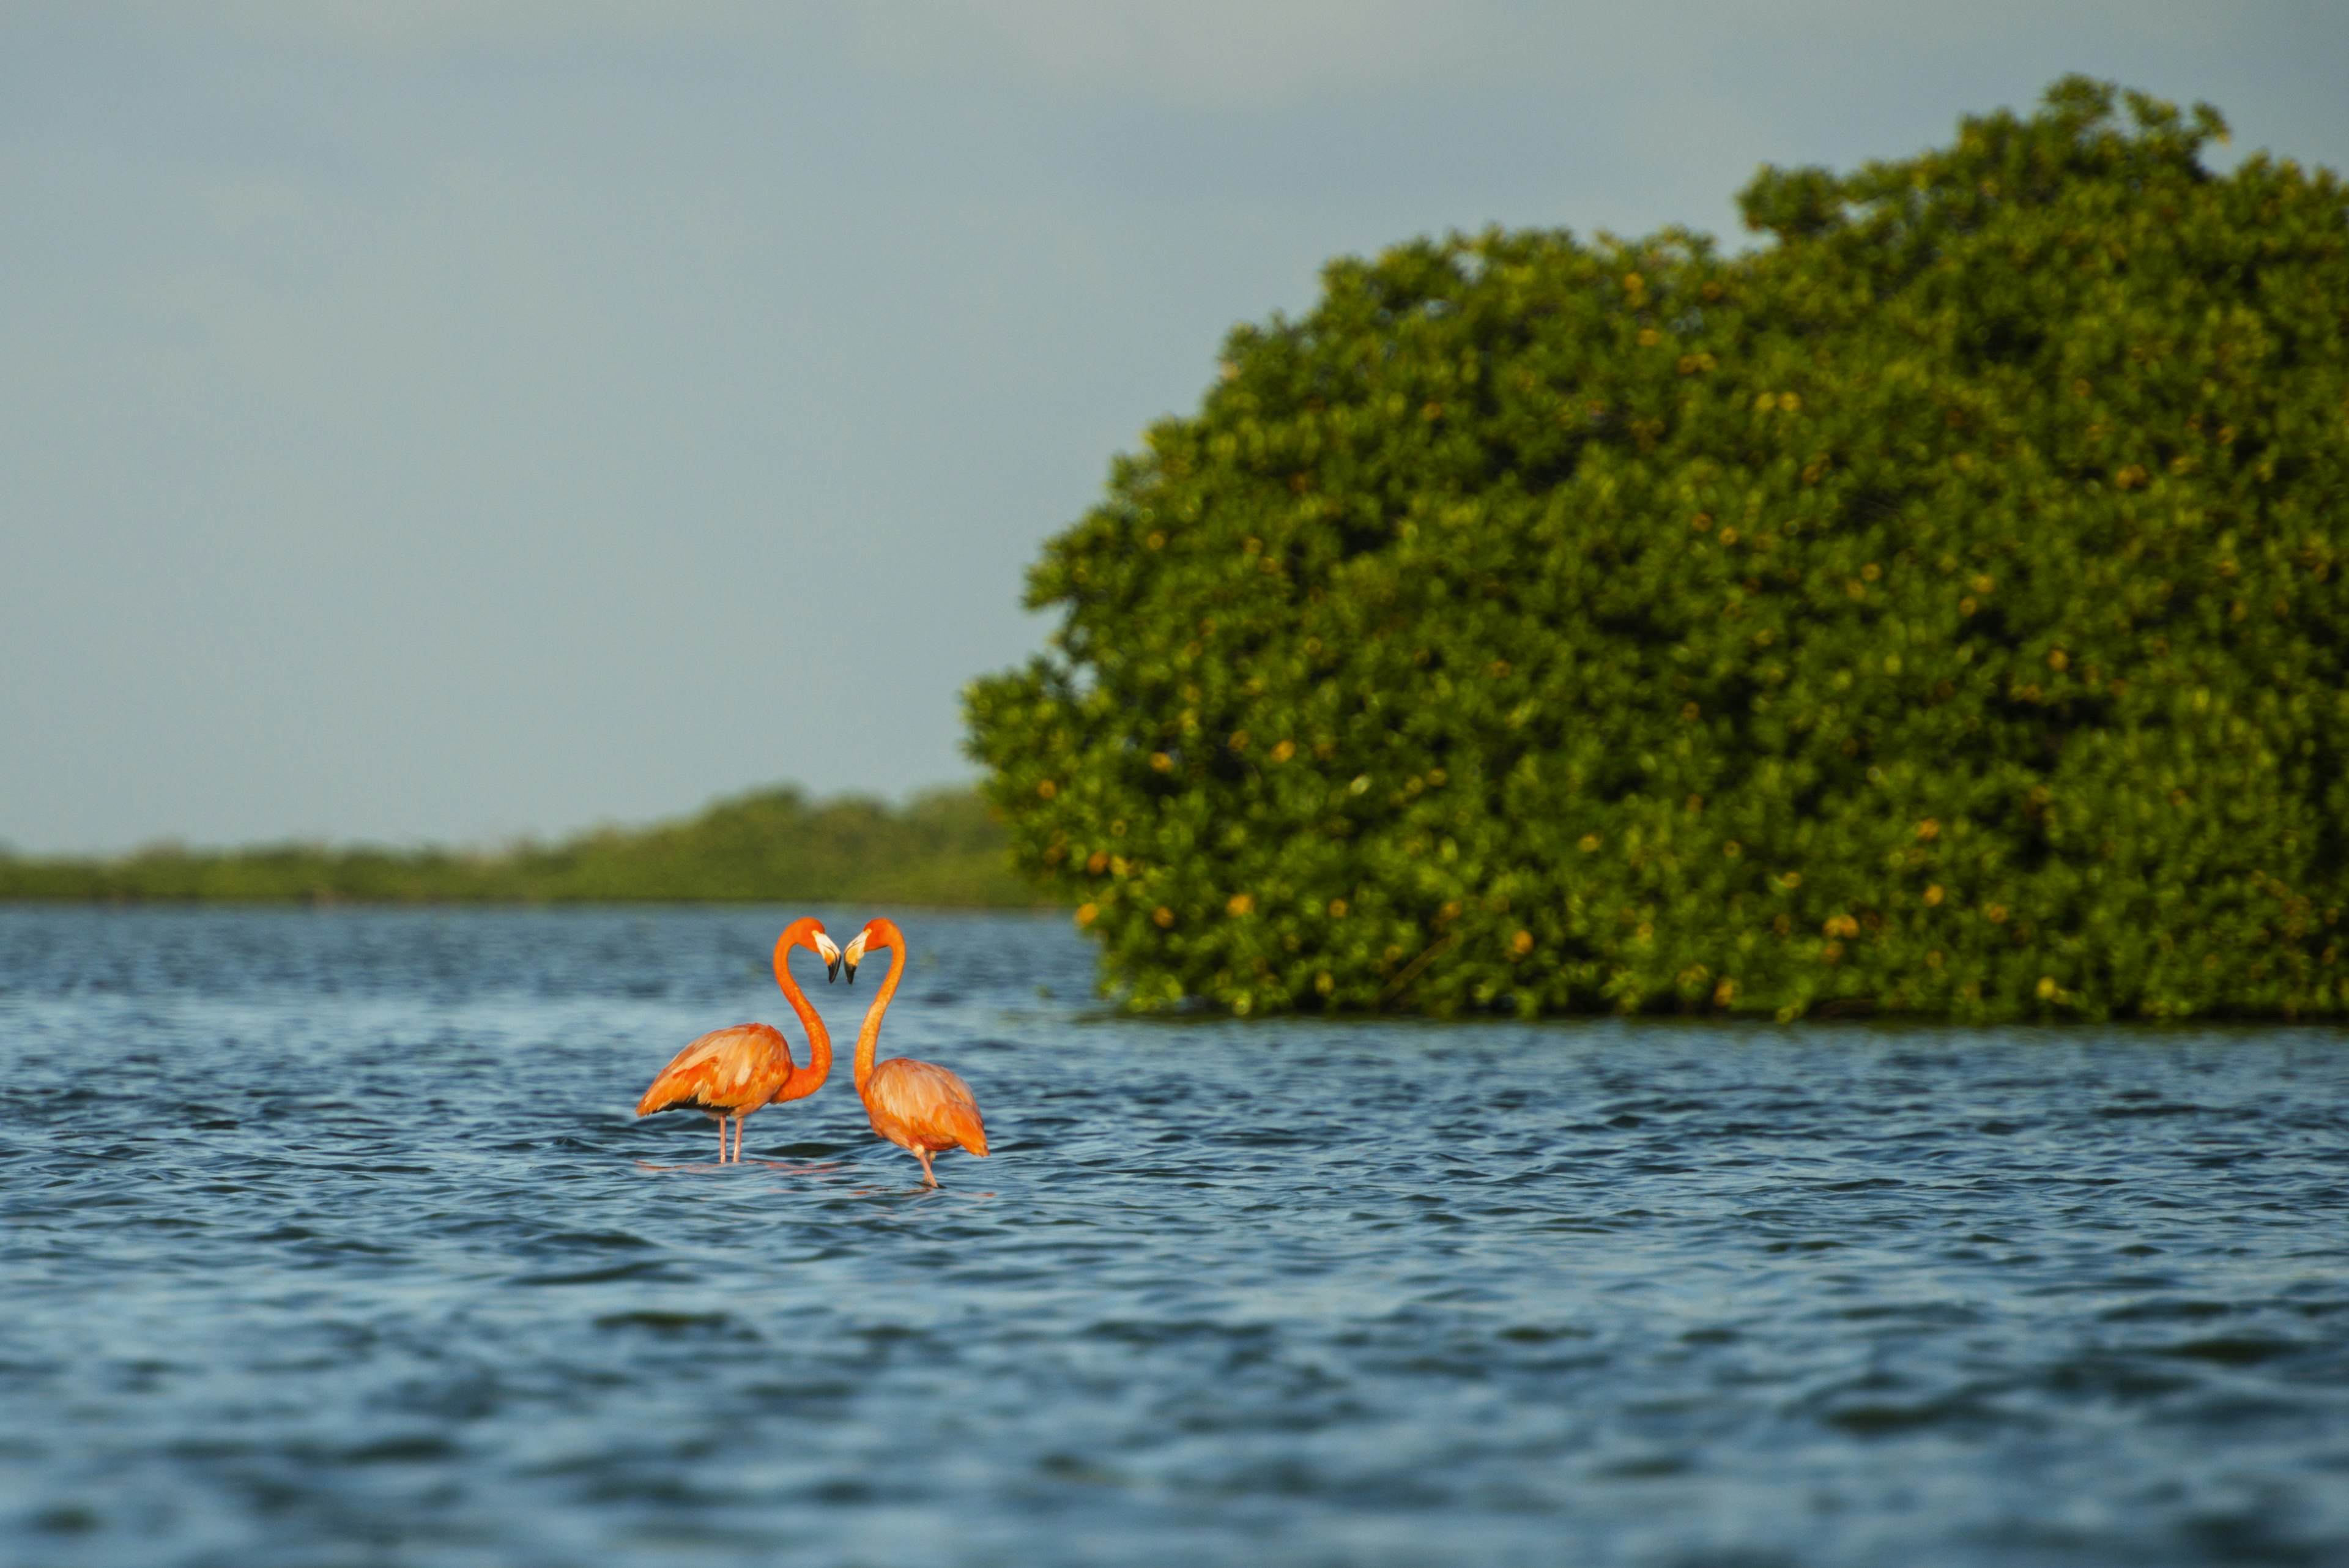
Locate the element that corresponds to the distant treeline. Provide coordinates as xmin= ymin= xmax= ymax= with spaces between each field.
xmin=0 ymin=786 xmax=1046 ymax=907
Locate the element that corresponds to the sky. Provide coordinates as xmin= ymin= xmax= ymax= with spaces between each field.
xmin=4 ymin=2 xmax=2345 ymax=853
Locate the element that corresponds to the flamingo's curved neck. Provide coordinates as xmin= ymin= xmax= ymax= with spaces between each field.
xmin=771 ymin=934 xmax=831 ymax=1101
xmin=853 ymin=920 xmax=907 ymax=1098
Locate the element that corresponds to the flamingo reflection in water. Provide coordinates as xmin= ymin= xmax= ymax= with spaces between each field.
xmin=841 ymin=917 xmax=989 ymax=1187
xmin=634 ymin=916 xmax=841 ymax=1163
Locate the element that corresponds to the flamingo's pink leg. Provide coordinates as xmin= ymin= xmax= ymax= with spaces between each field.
xmin=916 ymin=1148 xmax=938 ymax=1187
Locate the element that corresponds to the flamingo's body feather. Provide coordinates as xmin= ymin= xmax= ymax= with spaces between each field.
xmin=863 ymin=1057 xmax=989 ymax=1157
xmin=635 ymin=1022 xmax=796 ymax=1118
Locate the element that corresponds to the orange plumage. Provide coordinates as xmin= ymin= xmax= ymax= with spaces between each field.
xmin=863 ymin=1058 xmax=990 ymax=1159
xmin=634 ymin=915 xmax=839 ymax=1164
xmin=634 ymin=1022 xmax=800 ymax=1119
xmin=841 ymin=917 xmax=989 ymax=1186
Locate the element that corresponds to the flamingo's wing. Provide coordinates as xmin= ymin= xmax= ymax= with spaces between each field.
xmin=635 ymin=1023 xmax=794 ymax=1115
xmin=865 ymin=1058 xmax=988 ymax=1156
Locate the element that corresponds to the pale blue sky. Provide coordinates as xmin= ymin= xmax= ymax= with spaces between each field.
xmin=4 ymin=2 xmax=2344 ymax=852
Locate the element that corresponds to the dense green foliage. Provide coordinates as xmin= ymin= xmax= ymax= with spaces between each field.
xmin=0 ymin=786 xmax=1036 ymax=907
xmin=965 ymin=80 xmax=2349 ymax=1020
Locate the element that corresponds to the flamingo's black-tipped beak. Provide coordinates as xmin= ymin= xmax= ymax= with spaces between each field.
xmin=825 ymin=957 xmax=841 ymax=983
xmin=844 ymin=960 xmax=859 ymax=985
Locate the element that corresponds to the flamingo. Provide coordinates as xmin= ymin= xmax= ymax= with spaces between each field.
xmin=841 ymin=917 xmax=989 ymax=1186
xmin=634 ymin=916 xmax=842 ymax=1164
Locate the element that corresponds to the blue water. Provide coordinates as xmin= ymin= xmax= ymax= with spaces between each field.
xmin=1 ymin=906 xmax=2345 ymax=1567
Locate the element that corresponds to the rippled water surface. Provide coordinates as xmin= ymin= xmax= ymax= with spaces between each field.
xmin=2 ymin=907 xmax=2347 ymax=1567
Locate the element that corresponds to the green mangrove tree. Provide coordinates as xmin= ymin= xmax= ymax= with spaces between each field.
xmin=966 ymin=79 xmax=2349 ymax=1020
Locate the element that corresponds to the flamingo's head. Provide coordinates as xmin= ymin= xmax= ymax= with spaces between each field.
xmin=783 ymin=918 xmax=843 ymax=983
xmin=841 ymin=918 xmax=895 ymax=985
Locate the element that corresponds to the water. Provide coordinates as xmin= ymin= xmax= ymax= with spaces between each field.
xmin=1 ymin=906 xmax=2345 ymax=1567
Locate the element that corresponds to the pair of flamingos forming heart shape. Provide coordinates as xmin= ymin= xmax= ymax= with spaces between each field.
xmin=632 ymin=916 xmax=987 ymax=1187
